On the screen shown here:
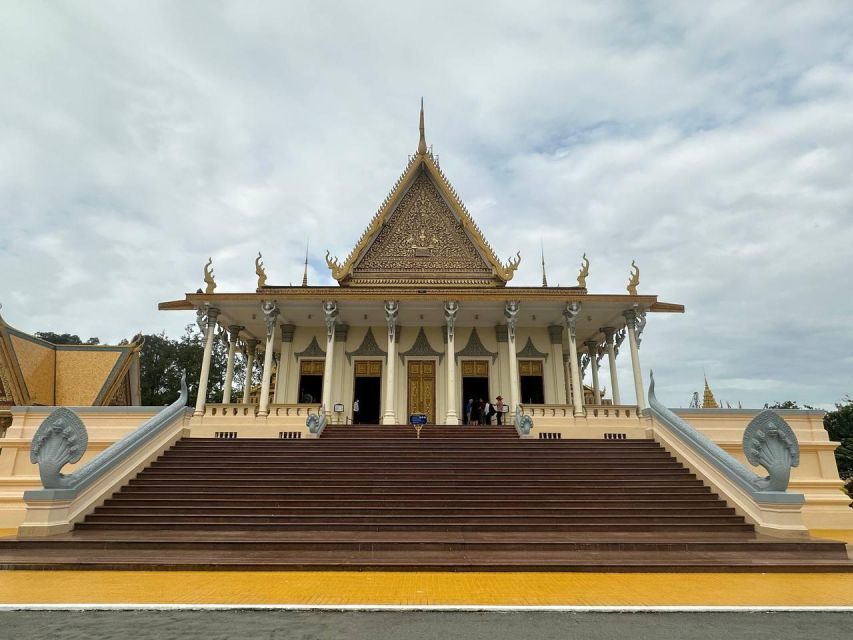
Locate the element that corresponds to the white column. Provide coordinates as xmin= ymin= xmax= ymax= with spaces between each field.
xmin=194 ymin=306 xmax=220 ymax=417
xmin=222 ymin=325 xmax=243 ymax=404
xmin=563 ymin=353 xmax=573 ymax=406
xmin=602 ymin=327 xmax=621 ymax=405
xmin=274 ymin=324 xmax=295 ymax=403
xmin=548 ymin=325 xmax=567 ymax=405
xmin=504 ymin=301 xmax=521 ymax=411
xmin=623 ymin=309 xmax=646 ymax=410
xmin=444 ymin=301 xmax=459 ymax=425
xmin=258 ymin=302 xmax=279 ymax=417
xmin=564 ymin=302 xmax=584 ymax=417
xmin=381 ymin=301 xmax=399 ymax=425
xmin=585 ymin=340 xmax=602 ymax=405
xmin=321 ymin=302 xmax=338 ymax=418
xmin=241 ymin=339 xmax=259 ymax=404
xmin=332 ymin=324 xmax=348 ymax=423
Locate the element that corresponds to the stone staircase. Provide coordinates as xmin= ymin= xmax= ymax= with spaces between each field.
xmin=1 ymin=424 xmax=850 ymax=571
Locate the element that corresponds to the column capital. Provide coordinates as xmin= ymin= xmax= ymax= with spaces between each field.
xmin=444 ymin=301 xmax=459 ymax=340
xmin=280 ymin=324 xmax=296 ymax=343
xmin=245 ymin=337 xmax=260 ymax=352
xmin=563 ymin=301 xmax=581 ymax=337
xmin=323 ymin=301 xmax=338 ymax=339
xmin=601 ymin=326 xmax=616 ymax=342
xmin=227 ymin=325 xmax=244 ymax=344
xmin=547 ymin=324 xmax=563 ymax=344
xmin=584 ymin=339 xmax=598 ymax=355
xmin=495 ymin=325 xmax=508 ymax=343
xmin=384 ymin=300 xmax=399 ymax=342
xmin=622 ymin=308 xmax=639 ymax=328
xmin=504 ymin=300 xmax=520 ymax=341
xmin=261 ymin=301 xmax=279 ymax=339
xmin=201 ymin=306 xmax=220 ymax=328
xmin=334 ymin=323 xmax=349 ymax=343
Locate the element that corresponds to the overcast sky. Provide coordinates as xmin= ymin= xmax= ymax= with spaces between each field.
xmin=1 ymin=1 xmax=852 ymax=409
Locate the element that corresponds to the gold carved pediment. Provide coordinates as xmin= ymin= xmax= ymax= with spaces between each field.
xmin=353 ymin=171 xmax=493 ymax=280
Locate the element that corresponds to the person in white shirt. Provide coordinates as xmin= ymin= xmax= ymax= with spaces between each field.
xmin=353 ymin=398 xmax=360 ymax=424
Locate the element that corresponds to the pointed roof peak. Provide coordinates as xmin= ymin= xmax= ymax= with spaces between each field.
xmin=417 ymin=97 xmax=427 ymax=155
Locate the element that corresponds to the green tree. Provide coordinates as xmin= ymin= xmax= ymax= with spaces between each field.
xmin=34 ymin=332 xmax=100 ymax=345
xmin=824 ymin=397 xmax=853 ymax=480
xmin=138 ymin=325 xmax=233 ymax=406
xmin=764 ymin=400 xmax=816 ymax=410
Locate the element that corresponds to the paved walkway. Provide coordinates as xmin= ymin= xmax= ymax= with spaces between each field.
xmin=2 ymin=610 xmax=852 ymax=640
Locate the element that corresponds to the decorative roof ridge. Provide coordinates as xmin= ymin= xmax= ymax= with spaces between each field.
xmin=420 ymin=151 xmax=520 ymax=281
xmin=326 ymin=105 xmax=521 ymax=285
xmin=325 ymin=152 xmax=420 ymax=281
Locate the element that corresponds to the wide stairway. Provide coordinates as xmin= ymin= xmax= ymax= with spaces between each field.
xmin=1 ymin=424 xmax=850 ymax=570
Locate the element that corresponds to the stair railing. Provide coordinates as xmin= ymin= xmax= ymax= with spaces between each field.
xmin=647 ymin=371 xmax=807 ymax=535
xmin=514 ymin=405 xmax=533 ymax=437
xmin=306 ymin=405 xmax=328 ymax=437
xmin=19 ymin=377 xmax=190 ymax=536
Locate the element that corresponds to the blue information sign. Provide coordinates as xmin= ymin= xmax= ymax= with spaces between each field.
xmin=409 ymin=413 xmax=428 ymax=425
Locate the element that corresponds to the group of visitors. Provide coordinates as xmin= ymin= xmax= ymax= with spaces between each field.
xmin=464 ymin=395 xmax=505 ymax=425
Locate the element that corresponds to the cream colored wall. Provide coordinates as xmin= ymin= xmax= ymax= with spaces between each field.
xmin=286 ymin=326 xmax=326 ymax=405
xmin=0 ymin=406 xmax=161 ymax=528
xmin=671 ymin=409 xmax=853 ymax=529
xmin=515 ymin=327 xmax=553 ymax=403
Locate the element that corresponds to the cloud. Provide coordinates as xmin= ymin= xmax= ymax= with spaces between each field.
xmin=1 ymin=0 xmax=851 ymax=408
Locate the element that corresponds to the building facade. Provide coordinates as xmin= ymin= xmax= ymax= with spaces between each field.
xmin=160 ymin=107 xmax=683 ymax=427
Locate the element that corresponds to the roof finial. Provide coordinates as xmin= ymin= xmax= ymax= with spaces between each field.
xmin=703 ymin=374 xmax=718 ymax=408
xmin=417 ymin=97 xmax=427 ymax=155
xmin=540 ymin=240 xmax=548 ymax=287
xmin=302 ymin=239 xmax=310 ymax=287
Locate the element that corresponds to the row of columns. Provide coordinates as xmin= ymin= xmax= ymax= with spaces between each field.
xmin=193 ymin=301 xmax=648 ymax=419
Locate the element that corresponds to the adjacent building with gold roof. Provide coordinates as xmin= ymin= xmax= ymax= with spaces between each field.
xmin=0 ymin=308 xmax=141 ymax=432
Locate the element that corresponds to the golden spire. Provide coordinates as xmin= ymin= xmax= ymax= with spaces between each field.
xmin=703 ymin=376 xmax=719 ymax=408
xmin=301 ymin=239 xmax=309 ymax=287
xmin=203 ymin=257 xmax=216 ymax=294
xmin=577 ymin=253 xmax=590 ymax=288
xmin=540 ymin=240 xmax=548 ymax=287
xmin=417 ymin=97 xmax=427 ymax=155
xmin=626 ymin=259 xmax=640 ymax=295
xmin=255 ymin=252 xmax=267 ymax=288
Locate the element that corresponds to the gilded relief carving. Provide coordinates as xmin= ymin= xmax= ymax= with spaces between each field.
xmin=354 ymin=172 xmax=493 ymax=277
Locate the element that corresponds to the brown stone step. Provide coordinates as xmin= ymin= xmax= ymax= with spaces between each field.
xmin=103 ymin=496 xmax=725 ymax=508
xmin=75 ymin=521 xmax=757 ymax=532
xmin=93 ymin=504 xmax=737 ymax=515
xmin=83 ymin=513 xmax=749 ymax=525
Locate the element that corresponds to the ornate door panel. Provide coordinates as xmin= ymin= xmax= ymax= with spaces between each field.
xmin=407 ymin=360 xmax=436 ymax=424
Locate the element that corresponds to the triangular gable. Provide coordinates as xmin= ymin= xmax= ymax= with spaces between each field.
xmin=326 ymin=107 xmax=520 ymax=288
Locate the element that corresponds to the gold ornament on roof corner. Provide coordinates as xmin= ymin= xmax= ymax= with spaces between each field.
xmin=203 ymin=257 xmax=216 ymax=294
xmin=255 ymin=252 xmax=267 ymax=288
xmin=627 ymin=260 xmax=640 ymax=295
xmin=577 ymin=253 xmax=590 ymax=288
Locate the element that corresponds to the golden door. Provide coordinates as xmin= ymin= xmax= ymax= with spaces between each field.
xmin=407 ymin=360 xmax=436 ymax=424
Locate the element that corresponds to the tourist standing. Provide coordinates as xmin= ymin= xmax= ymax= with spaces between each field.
xmin=495 ymin=395 xmax=504 ymax=425
xmin=465 ymin=398 xmax=474 ymax=425
xmin=353 ymin=398 xmax=360 ymax=424
xmin=482 ymin=399 xmax=491 ymax=425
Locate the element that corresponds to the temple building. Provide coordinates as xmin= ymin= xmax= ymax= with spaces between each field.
xmin=0 ymin=105 xmax=850 ymax=570
xmin=160 ymin=106 xmax=683 ymax=429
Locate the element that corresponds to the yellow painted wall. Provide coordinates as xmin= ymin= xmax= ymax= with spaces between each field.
xmin=9 ymin=336 xmax=54 ymax=405
xmin=55 ymin=349 xmax=121 ymax=405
